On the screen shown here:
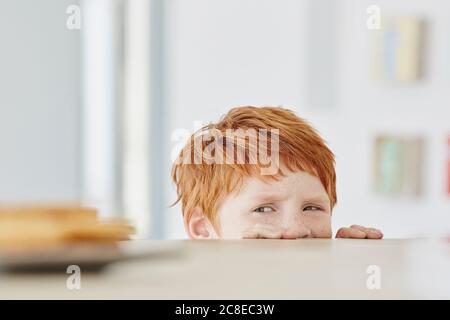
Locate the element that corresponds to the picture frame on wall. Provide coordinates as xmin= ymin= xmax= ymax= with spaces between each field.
xmin=371 ymin=16 xmax=425 ymax=83
xmin=373 ymin=135 xmax=425 ymax=197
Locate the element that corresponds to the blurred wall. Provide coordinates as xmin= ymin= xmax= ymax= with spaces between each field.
xmin=163 ymin=0 xmax=310 ymax=238
xmin=333 ymin=0 xmax=450 ymax=237
xmin=1 ymin=0 xmax=448 ymax=238
xmin=0 ymin=0 xmax=81 ymax=203
xmin=163 ymin=0 xmax=450 ymax=238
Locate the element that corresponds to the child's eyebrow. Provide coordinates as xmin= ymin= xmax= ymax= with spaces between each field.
xmin=248 ymin=193 xmax=330 ymax=206
xmin=247 ymin=192 xmax=286 ymax=203
xmin=302 ymin=195 xmax=331 ymax=207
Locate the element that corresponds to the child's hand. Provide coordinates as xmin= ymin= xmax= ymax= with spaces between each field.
xmin=242 ymin=224 xmax=282 ymax=239
xmin=335 ymin=225 xmax=383 ymax=239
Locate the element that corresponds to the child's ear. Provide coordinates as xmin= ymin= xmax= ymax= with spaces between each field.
xmin=185 ymin=207 xmax=217 ymax=239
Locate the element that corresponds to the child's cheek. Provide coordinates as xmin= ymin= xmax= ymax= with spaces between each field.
xmin=247 ymin=213 xmax=278 ymax=225
xmin=237 ymin=213 xmax=279 ymax=232
xmin=303 ymin=214 xmax=332 ymax=238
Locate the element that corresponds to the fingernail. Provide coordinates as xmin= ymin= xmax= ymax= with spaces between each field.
xmin=356 ymin=230 xmax=366 ymax=237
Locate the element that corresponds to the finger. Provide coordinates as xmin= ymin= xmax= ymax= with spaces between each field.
xmin=254 ymin=226 xmax=281 ymax=239
xmin=366 ymin=228 xmax=383 ymax=239
xmin=350 ymin=225 xmax=370 ymax=233
xmin=243 ymin=229 xmax=281 ymax=239
xmin=351 ymin=225 xmax=383 ymax=239
xmin=242 ymin=224 xmax=282 ymax=239
xmin=336 ymin=227 xmax=366 ymax=239
xmin=252 ymin=226 xmax=282 ymax=239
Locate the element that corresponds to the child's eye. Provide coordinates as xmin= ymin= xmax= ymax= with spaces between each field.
xmin=253 ymin=206 xmax=275 ymax=213
xmin=303 ymin=205 xmax=322 ymax=212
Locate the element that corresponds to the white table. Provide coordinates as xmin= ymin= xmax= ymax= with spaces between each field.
xmin=0 ymin=239 xmax=449 ymax=299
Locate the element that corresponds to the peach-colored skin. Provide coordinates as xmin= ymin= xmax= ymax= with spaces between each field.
xmin=185 ymin=169 xmax=383 ymax=240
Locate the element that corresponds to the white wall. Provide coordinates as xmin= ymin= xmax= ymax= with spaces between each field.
xmin=333 ymin=0 xmax=450 ymax=237
xmin=163 ymin=0 xmax=450 ymax=238
xmin=163 ymin=0 xmax=309 ymax=238
xmin=0 ymin=0 xmax=81 ymax=203
xmin=2 ymin=0 xmax=446 ymax=238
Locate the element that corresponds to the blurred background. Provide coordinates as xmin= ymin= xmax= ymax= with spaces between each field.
xmin=0 ymin=0 xmax=449 ymax=239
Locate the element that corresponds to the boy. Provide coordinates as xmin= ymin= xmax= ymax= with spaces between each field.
xmin=172 ymin=106 xmax=383 ymax=240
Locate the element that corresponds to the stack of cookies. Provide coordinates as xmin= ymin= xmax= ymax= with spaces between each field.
xmin=0 ymin=206 xmax=134 ymax=252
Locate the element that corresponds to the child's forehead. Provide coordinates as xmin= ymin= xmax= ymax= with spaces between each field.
xmin=239 ymin=169 xmax=321 ymax=194
xmin=228 ymin=171 xmax=331 ymax=207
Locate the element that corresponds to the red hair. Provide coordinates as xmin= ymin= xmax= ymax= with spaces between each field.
xmin=171 ymin=106 xmax=336 ymax=227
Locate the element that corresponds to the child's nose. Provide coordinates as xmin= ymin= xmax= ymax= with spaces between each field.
xmin=281 ymin=227 xmax=311 ymax=239
xmin=281 ymin=221 xmax=312 ymax=239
